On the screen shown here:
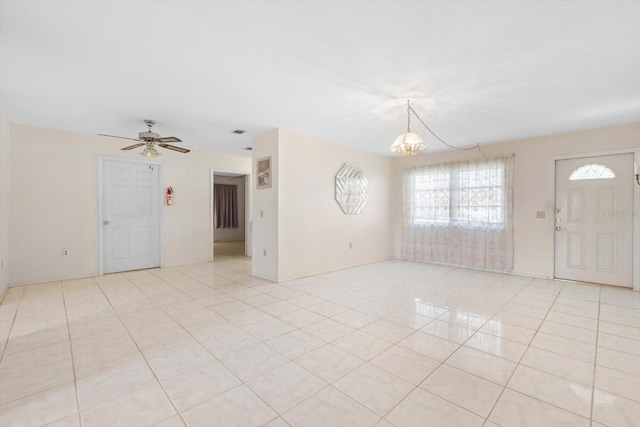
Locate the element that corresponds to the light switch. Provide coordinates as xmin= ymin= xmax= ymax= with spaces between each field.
xmin=536 ymin=211 xmax=545 ymax=219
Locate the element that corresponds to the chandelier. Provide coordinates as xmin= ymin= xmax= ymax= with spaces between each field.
xmin=390 ymin=100 xmax=427 ymax=155
xmin=390 ymin=100 xmax=481 ymax=155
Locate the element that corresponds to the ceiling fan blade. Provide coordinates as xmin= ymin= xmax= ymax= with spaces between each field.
xmin=121 ymin=143 xmax=145 ymax=150
xmin=98 ymin=134 xmax=143 ymax=142
xmin=155 ymin=136 xmax=182 ymax=143
xmin=158 ymin=144 xmax=190 ymax=153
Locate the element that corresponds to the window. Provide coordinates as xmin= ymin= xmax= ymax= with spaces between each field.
xmin=569 ymin=164 xmax=615 ymax=180
xmin=411 ymin=169 xmax=450 ymax=224
xmin=409 ymin=162 xmax=506 ymax=227
xmin=401 ymin=155 xmax=514 ymax=272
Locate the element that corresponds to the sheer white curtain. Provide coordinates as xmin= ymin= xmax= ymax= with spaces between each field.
xmin=401 ymin=155 xmax=514 ymax=271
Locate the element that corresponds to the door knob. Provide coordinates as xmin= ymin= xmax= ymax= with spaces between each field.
xmin=555 ymin=226 xmax=562 ymax=231
xmin=103 ymin=220 xmax=109 ymax=225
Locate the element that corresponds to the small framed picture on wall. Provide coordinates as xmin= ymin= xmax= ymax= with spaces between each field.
xmin=257 ymin=156 xmax=272 ymax=189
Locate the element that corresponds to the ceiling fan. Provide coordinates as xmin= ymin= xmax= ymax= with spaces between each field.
xmin=99 ymin=120 xmax=190 ymax=157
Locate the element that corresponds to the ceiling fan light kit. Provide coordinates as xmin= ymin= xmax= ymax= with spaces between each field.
xmin=99 ymin=119 xmax=190 ymax=156
xmin=141 ymin=145 xmax=161 ymax=158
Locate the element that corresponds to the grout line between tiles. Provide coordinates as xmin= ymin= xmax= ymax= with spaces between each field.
xmin=485 ymin=280 xmax=601 ymax=425
xmin=94 ymin=272 xmax=190 ymax=427
xmin=143 ymin=256 xmax=314 ymax=421
xmin=0 ymin=302 xmax=18 ymax=365
xmin=196 ymin=269 xmax=361 ymax=424
xmin=588 ymin=286 xmax=602 ymax=427
xmin=361 ymin=277 xmax=539 ymax=424
xmin=480 ymin=276 xmax=560 ymax=426
xmin=61 ymin=278 xmax=85 ymax=427
xmin=5 ymin=257 xmax=639 ymax=426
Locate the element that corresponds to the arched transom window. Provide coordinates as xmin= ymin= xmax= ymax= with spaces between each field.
xmin=569 ymin=164 xmax=616 ymax=181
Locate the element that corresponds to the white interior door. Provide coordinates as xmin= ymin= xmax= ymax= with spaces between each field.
xmin=555 ymin=153 xmax=634 ymax=287
xmin=102 ymin=159 xmax=161 ymax=274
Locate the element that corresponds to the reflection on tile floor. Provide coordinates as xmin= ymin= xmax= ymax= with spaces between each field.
xmin=1 ymin=253 xmax=639 ymax=426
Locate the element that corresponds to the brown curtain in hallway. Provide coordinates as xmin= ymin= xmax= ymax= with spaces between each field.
xmin=214 ymin=184 xmax=238 ymax=228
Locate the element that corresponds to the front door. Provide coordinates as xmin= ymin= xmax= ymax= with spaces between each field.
xmin=102 ymin=158 xmax=161 ymax=274
xmin=554 ymin=153 xmax=634 ymax=287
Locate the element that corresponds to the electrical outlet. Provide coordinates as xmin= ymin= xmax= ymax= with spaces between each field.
xmin=62 ymin=249 xmax=69 ymax=257
xmin=536 ymin=211 xmax=546 ymax=219
xmin=260 ymin=210 xmax=264 ymax=218
xmin=263 ymin=249 xmax=267 ymax=257
xmin=349 ymin=243 xmax=352 ymax=249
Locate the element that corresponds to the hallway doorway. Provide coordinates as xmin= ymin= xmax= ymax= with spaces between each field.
xmin=212 ymin=171 xmax=251 ymax=260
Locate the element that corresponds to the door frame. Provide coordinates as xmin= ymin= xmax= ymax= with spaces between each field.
xmin=210 ymin=168 xmax=252 ymax=260
xmin=549 ymin=148 xmax=640 ymax=290
xmin=98 ymin=156 xmax=164 ymax=275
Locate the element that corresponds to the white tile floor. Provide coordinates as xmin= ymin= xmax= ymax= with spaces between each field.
xmin=1 ymin=247 xmax=639 ymax=426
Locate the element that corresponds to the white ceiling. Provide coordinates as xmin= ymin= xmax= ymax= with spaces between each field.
xmin=1 ymin=1 xmax=639 ymax=157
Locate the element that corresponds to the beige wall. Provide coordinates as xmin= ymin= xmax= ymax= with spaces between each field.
xmin=8 ymin=121 xmax=637 ymax=286
xmin=0 ymin=112 xmax=10 ymax=296
xmin=393 ymin=122 xmax=640 ymax=278
xmin=251 ymin=129 xmax=280 ymax=281
xmin=252 ymin=128 xmax=394 ymax=282
xmin=9 ymin=124 xmax=251 ymax=285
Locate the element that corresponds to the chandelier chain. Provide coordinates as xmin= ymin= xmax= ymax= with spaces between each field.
xmin=406 ymin=100 xmax=411 ymax=132
xmin=407 ymin=100 xmax=483 ymax=154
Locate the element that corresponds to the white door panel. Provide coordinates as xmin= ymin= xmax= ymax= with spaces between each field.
xmin=102 ymin=159 xmax=160 ymax=273
xmin=555 ymin=153 xmax=633 ymax=287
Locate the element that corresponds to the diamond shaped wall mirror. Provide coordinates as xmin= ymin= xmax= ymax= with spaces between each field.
xmin=335 ymin=163 xmax=368 ymax=215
